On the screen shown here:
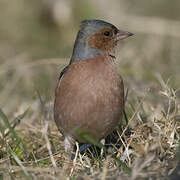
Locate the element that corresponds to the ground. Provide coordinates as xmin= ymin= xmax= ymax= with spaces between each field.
xmin=0 ymin=0 xmax=180 ymax=179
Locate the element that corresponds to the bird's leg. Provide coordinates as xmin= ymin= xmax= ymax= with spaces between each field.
xmin=100 ymin=139 xmax=105 ymax=157
xmin=64 ymin=135 xmax=74 ymax=156
xmin=64 ymin=136 xmax=94 ymax=160
xmin=62 ymin=136 xmax=76 ymax=175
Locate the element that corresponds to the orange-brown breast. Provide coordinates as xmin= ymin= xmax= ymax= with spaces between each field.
xmin=54 ymin=55 xmax=124 ymax=142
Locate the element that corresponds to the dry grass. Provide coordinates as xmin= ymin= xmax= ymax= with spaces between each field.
xmin=0 ymin=0 xmax=180 ymax=179
xmin=1 ymin=76 xmax=180 ymax=179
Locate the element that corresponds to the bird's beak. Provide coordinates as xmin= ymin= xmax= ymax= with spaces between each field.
xmin=116 ymin=30 xmax=133 ymax=41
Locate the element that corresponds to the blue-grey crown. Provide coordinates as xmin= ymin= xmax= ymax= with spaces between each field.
xmin=80 ymin=20 xmax=117 ymax=35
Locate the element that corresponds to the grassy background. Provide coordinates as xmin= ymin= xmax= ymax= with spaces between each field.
xmin=0 ymin=0 xmax=180 ymax=179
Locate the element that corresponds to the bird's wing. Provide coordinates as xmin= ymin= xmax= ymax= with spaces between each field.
xmin=58 ymin=65 xmax=70 ymax=81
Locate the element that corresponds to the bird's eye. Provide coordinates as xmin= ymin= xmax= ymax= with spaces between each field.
xmin=103 ymin=31 xmax=111 ymax=37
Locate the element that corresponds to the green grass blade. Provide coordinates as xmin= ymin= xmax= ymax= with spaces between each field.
xmin=0 ymin=108 xmax=21 ymax=144
xmin=76 ymin=129 xmax=104 ymax=149
xmin=114 ymin=156 xmax=132 ymax=175
xmin=11 ymin=150 xmax=31 ymax=179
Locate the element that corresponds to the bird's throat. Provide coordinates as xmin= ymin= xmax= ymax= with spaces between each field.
xmin=70 ymin=42 xmax=104 ymax=63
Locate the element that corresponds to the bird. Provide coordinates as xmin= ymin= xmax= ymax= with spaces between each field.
xmin=54 ymin=19 xmax=133 ymax=155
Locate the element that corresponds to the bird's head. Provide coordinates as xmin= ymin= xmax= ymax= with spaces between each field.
xmin=71 ymin=19 xmax=133 ymax=62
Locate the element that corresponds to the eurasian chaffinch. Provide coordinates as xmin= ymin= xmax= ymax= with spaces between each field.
xmin=54 ymin=19 xmax=133 ymax=156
